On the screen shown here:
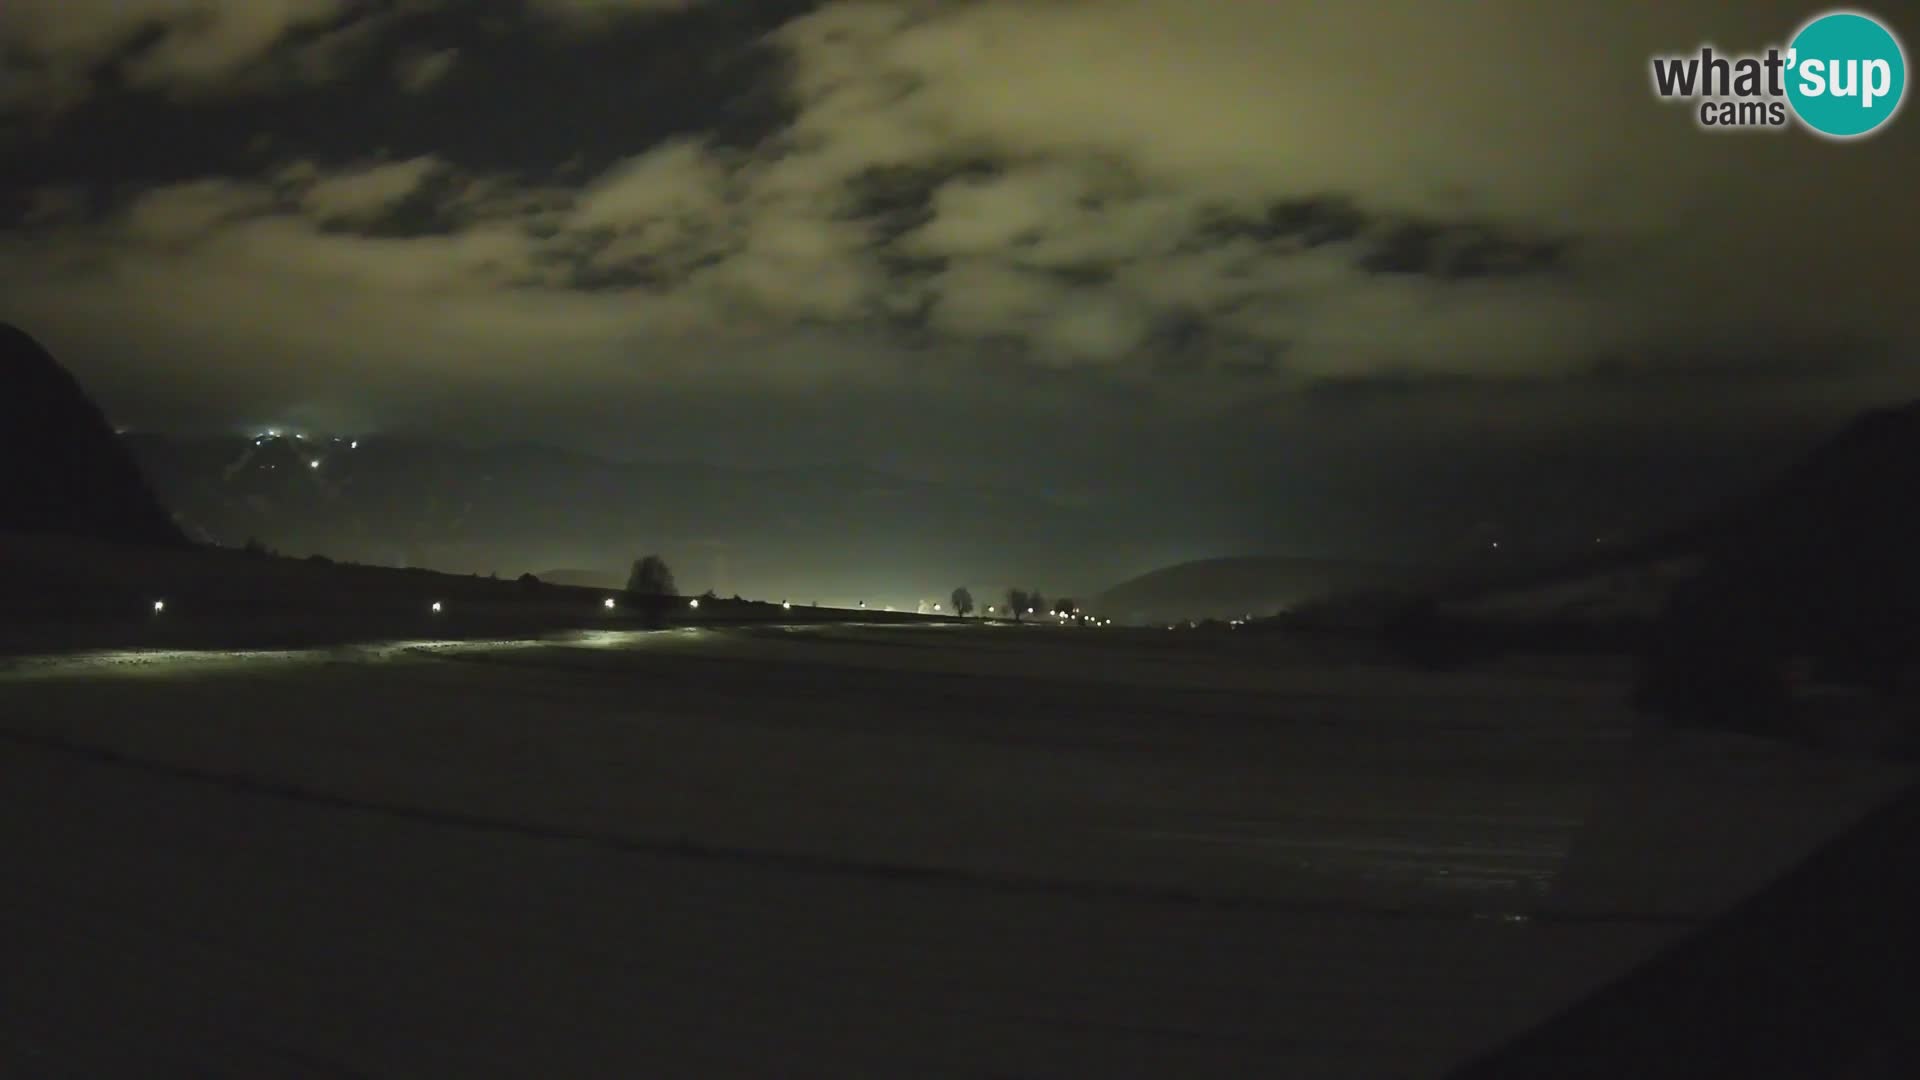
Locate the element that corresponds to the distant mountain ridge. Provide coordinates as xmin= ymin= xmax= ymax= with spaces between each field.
xmin=0 ymin=323 xmax=185 ymax=547
xmin=1093 ymin=555 xmax=1426 ymax=624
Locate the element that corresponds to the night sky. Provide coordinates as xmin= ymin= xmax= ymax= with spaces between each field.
xmin=5 ymin=1 xmax=1918 ymax=570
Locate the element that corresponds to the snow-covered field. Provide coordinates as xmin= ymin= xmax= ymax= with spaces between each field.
xmin=0 ymin=624 xmax=1909 ymax=1077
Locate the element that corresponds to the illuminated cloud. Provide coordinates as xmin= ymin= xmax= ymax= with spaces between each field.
xmin=0 ymin=0 xmax=1914 ymax=448
xmin=0 ymin=0 xmax=352 ymax=108
xmin=524 ymin=0 xmax=709 ymax=21
xmin=395 ymin=48 xmax=460 ymax=94
xmin=292 ymin=157 xmax=444 ymax=224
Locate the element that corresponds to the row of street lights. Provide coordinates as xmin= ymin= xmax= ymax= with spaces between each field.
xmin=145 ymin=594 xmax=961 ymax=621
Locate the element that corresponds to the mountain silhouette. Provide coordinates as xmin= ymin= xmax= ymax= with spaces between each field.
xmin=0 ymin=323 xmax=186 ymax=547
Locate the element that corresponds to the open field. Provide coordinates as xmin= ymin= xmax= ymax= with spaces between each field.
xmin=1 ymin=622 xmax=1911 ymax=1077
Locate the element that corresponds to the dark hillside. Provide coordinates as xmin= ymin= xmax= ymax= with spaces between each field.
xmin=0 ymin=323 xmax=185 ymax=548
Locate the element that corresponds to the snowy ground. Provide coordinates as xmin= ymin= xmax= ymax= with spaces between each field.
xmin=0 ymin=623 xmax=1909 ymax=1077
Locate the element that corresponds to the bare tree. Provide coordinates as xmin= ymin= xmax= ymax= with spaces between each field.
xmin=1006 ymin=588 xmax=1030 ymax=622
xmin=951 ymin=586 xmax=975 ymax=617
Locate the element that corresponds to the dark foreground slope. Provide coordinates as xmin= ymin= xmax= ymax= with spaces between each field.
xmin=1449 ymin=777 xmax=1920 ymax=1079
xmin=1321 ymin=399 xmax=1920 ymax=691
xmin=0 ymin=324 xmax=185 ymax=547
xmin=1638 ymin=399 xmax=1920 ymax=729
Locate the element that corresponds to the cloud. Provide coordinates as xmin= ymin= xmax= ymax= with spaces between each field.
xmin=0 ymin=0 xmax=703 ymax=110
xmin=290 ymin=157 xmax=444 ymax=224
xmin=0 ymin=158 xmax=889 ymax=440
xmin=523 ymin=0 xmax=708 ymax=21
xmin=3 ymin=0 xmax=1917 ymax=448
xmin=570 ymin=140 xmax=736 ymax=232
xmin=120 ymin=179 xmax=281 ymax=244
xmin=395 ymin=47 xmax=459 ymax=93
xmin=0 ymin=0 xmax=354 ymax=108
xmin=740 ymin=0 xmax=1920 ymax=386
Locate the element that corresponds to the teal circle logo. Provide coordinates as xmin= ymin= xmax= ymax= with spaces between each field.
xmin=1786 ymin=11 xmax=1907 ymax=138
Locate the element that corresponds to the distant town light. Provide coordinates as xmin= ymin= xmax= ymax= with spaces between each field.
xmin=933 ymin=603 xmax=942 ymax=612
xmin=1027 ymin=607 xmax=1035 ymax=615
xmin=604 ymin=597 xmax=617 ymax=610
xmin=689 ymin=598 xmax=700 ymax=609
xmin=309 ymin=460 xmax=321 ymax=470
xmin=430 ymin=601 xmax=443 ymax=613
xmin=152 ymin=600 xmax=166 ymax=614
xmin=783 ymin=600 xmax=792 ymax=610
xmin=350 ymin=441 xmax=359 ymax=450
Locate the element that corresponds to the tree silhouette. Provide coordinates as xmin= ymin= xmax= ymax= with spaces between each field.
xmin=626 ymin=555 xmax=675 ymax=596
xmin=624 ymin=554 xmax=676 ymax=627
xmin=951 ymin=586 xmax=975 ymax=617
xmin=1006 ymin=588 xmax=1030 ymax=622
